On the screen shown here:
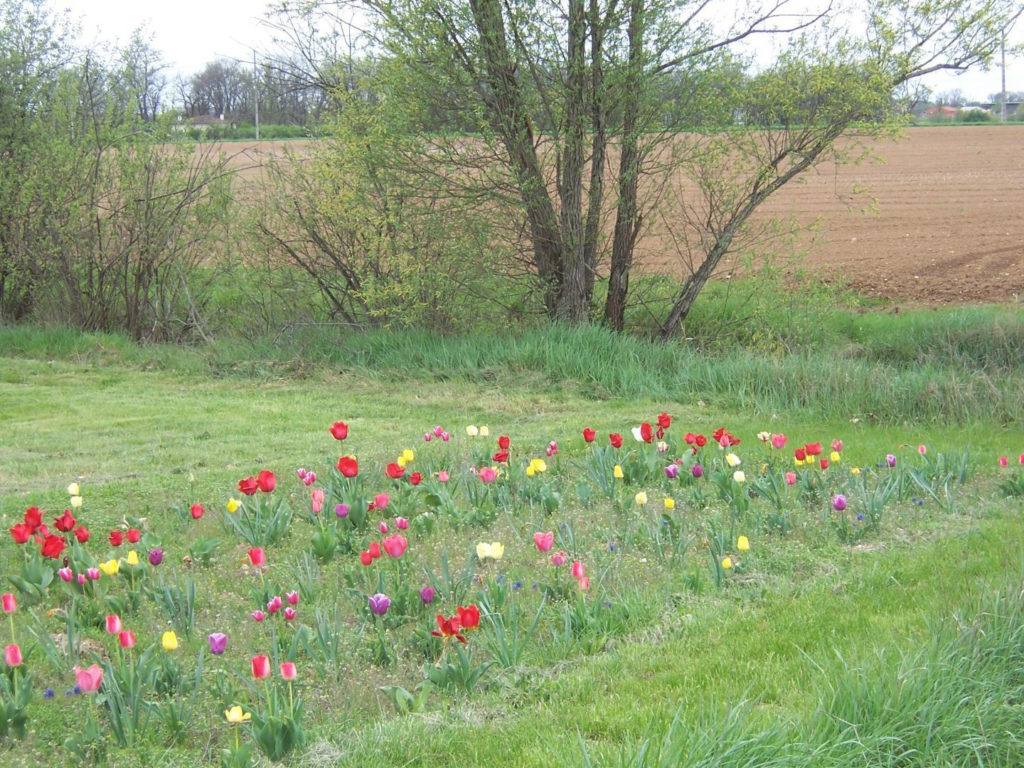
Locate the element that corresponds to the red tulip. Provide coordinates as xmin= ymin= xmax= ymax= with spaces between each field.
xmin=256 ymin=470 xmax=276 ymax=493
xmin=329 ymin=421 xmax=349 ymax=440
xmin=22 ymin=507 xmax=42 ymax=533
xmin=238 ymin=476 xmax=259 ymax=495
xmin=8 ymin=524 xmax=31 ymax=544
xmin=456 ymin=604 xmax=480 ymax=631
xmin=609 ymin=433 xmax=623 ymax=448
xmin=189 ymin=503 xmax=204 ymax=519
xmin=640 ymin=422 xmax=653 ymax=442
xmin=498 ymin=435 xmax=510 ymax=450
xmin=54 ymin=509 xmax=76 ymax=532
xmin=126 ymin=528 xmax=141 ymax=543
xmin=804 ymin=442 xmax=823 ymax=456
xmin=360 ymin=550 xmax=374 ymax=566
xmin=41 ymin=534 xmax=66 ymax=559
xmin=251 ymin=654 xmax=271 ymax=679
xmin=368 ymin=541 xmax=381 ymax=559
xmin=431 ymin=614 xmax=467 ymax=644
xmin=109 ymin=530 xmax=124 ymax=547
xmin=337 ymin=456 xmax=358 ymax=478
xmin=74 ymin=525 xmax=90 ymax=544
xmin=582 ymin=428 xmax=596 ymax=443
xmin=118 ymin=631 xmax=136 ymax=649
xmin=492 ymin=450 xmax=509 ymax=463
xmin=409 ymin=471 xmax=423 ymax=486
xmin=657 ymin=412 xmax=671 ymax=429
xmin=695 ymin=434 xmax=707 ymax=447
xmin=385 ymin=462 xmax=405 ymax=479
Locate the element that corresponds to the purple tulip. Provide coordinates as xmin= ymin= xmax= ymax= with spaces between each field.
xmin=832 ymin=494 xmax=847 ymax=511
xmin=148 ymin=548 xmax=164 ymax=566
xmin=886 ymin=454 xmax=897 ymax=468
xmin=691 ymin=464 xmax=703 ymax=478
xmin=664 ymin=464 xmax=679 ymax=479
xmin=335 ymin=503 xmax=350 ymax=518
xmin=368 ymin=593 xmax=391 ymax=615
xmin=208 ymin=632 xmax=228 ymax=655
xmin=420 ymin=586 xmax=436 ymax=605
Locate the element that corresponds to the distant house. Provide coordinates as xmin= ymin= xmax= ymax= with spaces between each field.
xmin=175 ymin=114 xmax=239 ymax=132
xmin=923 ymin=105 xmax=959 ymax=118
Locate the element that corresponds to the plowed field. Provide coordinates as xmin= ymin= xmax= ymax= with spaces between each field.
xmin=235 ymin=126 xmax=1024 ymax=304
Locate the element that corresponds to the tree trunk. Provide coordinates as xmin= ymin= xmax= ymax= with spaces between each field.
xmin=603 ymin=0 xmax=643 ymax=331
xmin=555 ymin=0 xmax=589 ymax=322
xmin=470 ymin=0 xmax=567 ymax=317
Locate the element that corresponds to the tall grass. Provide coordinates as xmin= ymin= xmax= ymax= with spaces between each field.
xmin=3 ymin=300 xmax=1022 ymax=425
xmin=596 ymin=587 xmax=1024 ymax=767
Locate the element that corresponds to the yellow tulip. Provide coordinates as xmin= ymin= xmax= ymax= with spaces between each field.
xmin=67 ymin=482 xmax=81 ymax=496
xmin=466 ymin=425 xmax=479 ymax=437
xmin=634 ymin=491 xmax=648 ymax=506
xmin=476 ymin=541 xmax=504 ymax=561
xmin=99 ymin=559 xmax=119 ymax=576
xmin=479 ymin=426 xmax=489 ymax=437
xmin=613 ymin=464 xmax=624 ymax=479
xmin=225 ymin=705 xmax=251 ymax=724
xmin=737 ymin=535 xmax=750 ymax=552
xmin=70 ymin=496 xmax=83 ymax=508
xmin=721 ymin=556 xmax=733 ymax=570
xmin=226 ymin=498 xmax=241 ymax=513
xmin=830 ymin=451 xmax=841 ymax=463
xmin=161 ymin=631 xmax=178 ymax=651
xmin=401 ymin=449 xmax=415 ymax=463
xmin=851 ymin=467 xmax=861 ymax=475
xmin=397 ymin=455 xmax=408 ymax=468
xmin=733 ymin=470 xmax=746 ymax=483
xmin=126 ymin=550 xmax=140 ymax=566
xmin=726 ymin=452 xmax=741 ymax=467
xmin=664 ymin=497 xmax=675 ymax=510
xmin=526 ymin=465 xmax=535 ymax=477
xmin=530 ymin=458 xmax=547 ymax=474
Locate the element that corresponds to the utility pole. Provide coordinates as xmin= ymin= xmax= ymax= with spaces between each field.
xmin=1000 ymin=31 xmax=1006 ymax=122
xmin=252 ymin=50 xmax=260 ymax=140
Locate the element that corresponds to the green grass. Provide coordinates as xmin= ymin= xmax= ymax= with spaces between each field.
xmin=1 ymin=319 xmax=1022 ymax=766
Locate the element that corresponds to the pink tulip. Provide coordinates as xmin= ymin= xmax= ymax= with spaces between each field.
xmin=118 ymin=631 xmax=136 ymax=649
xmin=785 ymin=471 xmax=797 ymax=485
xmin=382 ymin=535 xmax=408 ymax=559
xmin=267 ymin=595 xmax=283 ymax=614
xmin=533 ymin=531 xmax=554 ymax=552
xmin=280 ymin=661 xmax=297 ymax=681
xmin=1 ymin=594 xmax=16 ymax=613
xmin=248 ymin=547 xmax=266 ymax=567
xmin=58 ymin=567 xmax=73 ymax=582
xmin=286 ymin=591 xmax=299 ymax=605
xmin=571 ymin=561 xmax=585 ymax=580
xmin=395 ymin=516 xmax=409 ymax=530
xmin=374 ymin=493 xmax=390 ymax=511
xmin=578 ymin=577 xmax=590 ymax=591
xmin=999 ymin=456 xmax=1008 ymax=467
xmin=550 ymin=550 xmax=567 ymax=567
xmin=105 ymin=614 xmax=122 ymax=634
xmin=251 ymin=654 xmax=271 ymax=679
xmin=4 ymin=643 xmax=22 ymax=667
xmin=918 ymin=444 xmax=927 ymax=455
xmin=771 ymin=433 xmax=788 ymax=449
xmin=311 ymin=488 xmax=325 ymax=514
xmin=437 ymin=470 xmax=450 ymax=482
xmin=283 ymin=607 xmax=296 ymax=621
xmin=251 ymin=610 xmax=266 ymax=622
xmin=75 ymin=664 xmax=103 ymax=693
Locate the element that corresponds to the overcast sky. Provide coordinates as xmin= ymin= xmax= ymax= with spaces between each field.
xmin=60 ymin=0 xmax=1022 ymax=102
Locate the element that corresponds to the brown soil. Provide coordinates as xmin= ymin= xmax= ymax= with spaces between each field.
xmin=230 ymin=125 xmax=1024 ymax=305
